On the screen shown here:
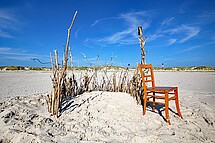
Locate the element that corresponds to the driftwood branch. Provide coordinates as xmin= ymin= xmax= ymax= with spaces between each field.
xmin=48 ymin=11 xmax=78 ymax=117
xmin=138 ymin=26 xmax=146 ymax=64
xmin=60 ymin=10 xmax=78 ymax=82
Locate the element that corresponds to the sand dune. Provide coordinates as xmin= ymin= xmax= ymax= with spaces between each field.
xmin=0 ymin=71 xmax=215 ymax=142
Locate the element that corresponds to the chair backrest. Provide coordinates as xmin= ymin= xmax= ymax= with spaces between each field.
xmin=138 ymin=64 xmax=155 ymax=89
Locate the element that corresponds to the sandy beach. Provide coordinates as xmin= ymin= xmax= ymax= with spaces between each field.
xmin=0 ymin=70 xmax=215 ymax=142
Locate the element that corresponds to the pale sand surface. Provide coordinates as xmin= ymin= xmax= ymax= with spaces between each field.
xmin=0 ymin=71 xmax=215 ymax=142
xmin=0 ymin=71 xmax=52 ymax=102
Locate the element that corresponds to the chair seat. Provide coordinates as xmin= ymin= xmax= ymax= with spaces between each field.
xmin=147 ymin=86 xmax=177 ymax=92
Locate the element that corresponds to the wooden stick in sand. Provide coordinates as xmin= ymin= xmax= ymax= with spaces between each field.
xmin=138 ymin=26 xmax=146 ymax=64
xmin=50 ymin=11 xmax=78 ymax=116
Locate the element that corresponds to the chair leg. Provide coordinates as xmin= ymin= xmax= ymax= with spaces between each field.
xmin=165 ymin=92 xmax=170 ymax=125
xmin=152 ymin=92 xmax=155 ymax=111
xmin=174 ymin=88 xmax=182 ymax=118
xmin=143 ymin=94 xmax=147 ymax=115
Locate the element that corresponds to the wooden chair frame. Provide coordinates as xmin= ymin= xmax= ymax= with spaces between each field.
xmin=138 ymin=64 xmax=182 ymax=125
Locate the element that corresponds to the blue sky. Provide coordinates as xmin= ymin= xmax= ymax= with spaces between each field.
xmin=0 ymin=0 xmax=215 ymax=68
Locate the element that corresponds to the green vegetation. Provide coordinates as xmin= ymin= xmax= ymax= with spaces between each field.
xmin=2 ymin=66 xmax=25 ymax=70
xmin=0 ymin=66 xmax=51 ymax=71
xmin=193 ymin=66 xmax=214 ymax=70
xmin=29 ymin=67 xmax=43 ymax=70
xmin=154 ymin=66 xmax=215 ymax=71
xmin=76 ymin=66 xmax=89 ymax=70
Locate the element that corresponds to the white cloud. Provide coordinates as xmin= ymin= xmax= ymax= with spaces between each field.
xmin=147 ymin=34 xmax=163 ymax=42
xmin=0 ymin=9 xmax=15 ymax=21
xmin=193 ymin=10 xmax=215 ymax=26
xmin=2 ymin=56 xmax=31 ymax=61
xmin=98 ymin=27 xmax=134 ymax=44
xmin=90 ymin=17 xmax=117 ymax=27
xmin=0 ymin=47 xmax=12 ymax=52
xmin=0 ymin=47 xmax=46 ymax=61
xmin=161 ymin=17 xmax=175 ymax=26
xmin=0 ymin=8 xmax=20 ymax=38
xmin=91 ymin=11 xmax=152 ymax=45
xmin=87 ymin=10 xmax=202 ymax=48
xmin=179 ymin=40 xmax=215 ymax=53
xmin=167 ymin=38 xmax=177 ymax=45
xmin=180 ymin=45 xmax=202 ymax=53
xmin=0 ymin=29 xmax=14 ymax=38
xmin=198 ymin=10 xmax=215 ymax=18
xmin=179 ymin=25 xmax=200 ymax=43
xmin=163 ymin=24 xmax=200 ymax=43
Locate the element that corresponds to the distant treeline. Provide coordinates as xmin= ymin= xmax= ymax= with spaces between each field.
xmin=0 ymin=66 xmax=123 ymax=71
xmin=154 ymin=66 xmax=215 ymax=71
xmin=0 ymin=65 xmax=215 ymax=71
xmin=0 ymin=66 xmax=47 ymax=71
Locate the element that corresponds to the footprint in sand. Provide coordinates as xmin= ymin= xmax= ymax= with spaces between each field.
xmin=1 ymin=110 xmax=15 ymax=124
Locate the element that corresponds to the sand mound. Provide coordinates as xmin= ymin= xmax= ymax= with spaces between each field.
xmin=1 ymin=91 xmax=214 ymax=142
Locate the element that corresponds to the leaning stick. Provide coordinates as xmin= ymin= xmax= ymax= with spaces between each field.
xmin=118 ymin=69 xmax=123 ymax=92
xmin=60 ymin=10 xmax=77 ymax=81
xmin=113 ymin=73 xmax=116 ymax=92
xmin=52 ymin=11 xmax=78 ymax=116
xmin=51 ymin=50 xmax=59 ymax=115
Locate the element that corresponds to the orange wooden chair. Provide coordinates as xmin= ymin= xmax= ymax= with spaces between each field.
xmin=138 ymin=64 xmax=182 ymax=125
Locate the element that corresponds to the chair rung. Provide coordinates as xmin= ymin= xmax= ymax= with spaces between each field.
xmin=169 ymin=96 xmax=176 ymax=100
xmin=147 ymin=100 xmax=165 ymax=105
xmin=147 ymin=91 xmax=175 ymax=94
xmin=145 ymin=80 xmax=153 ymax=82
xmin=147 ymin=94 xmax=165 ymax=99
xmin=168 ymin=93 xmax=175 ymax=94
xmin=147 ymin=94 xmax=176 ymax=100
xmin=145 ymin=75 xmax=151 ymax=77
